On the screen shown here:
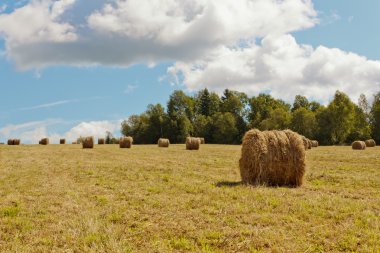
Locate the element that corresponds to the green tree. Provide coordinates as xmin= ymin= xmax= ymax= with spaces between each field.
xmin=370 ymin=92 xmax=380 ymax=143
xmin=292 ymin=95 xmax=309 ymax=112
xmin=290 ymin=107 xmax=317 ymax=138
xmin=121 ymin=114 xmax=149 ymax=144
xmin=193 ymin=115 xmax=211 ymax=140
xmin=259 ymin=108 xmax=291 ymax=130
xmin=210 ymin=112 xmax=238 ymax=144
xmin=346 ymin=104 xmax=371 ymax=143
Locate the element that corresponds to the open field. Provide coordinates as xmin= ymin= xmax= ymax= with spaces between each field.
xmin=0 ymin=144 xmax=379 ymax=252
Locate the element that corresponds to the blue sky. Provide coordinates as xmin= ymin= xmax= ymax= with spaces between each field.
xmin=0 ymin=0 xmax=379 ymax=143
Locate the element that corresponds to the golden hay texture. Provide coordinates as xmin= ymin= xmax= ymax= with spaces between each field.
xmin=239 ymin=129 xmax=306 ymax=187
xmin=120 ymin=137 xmax=133 ymax=148
xmin=352 ymin=141 xmax=366 ymax=150
xmin=158 ymin=138 xmax=170 ymax=148
xmin=98 ymin=138 xmax=105 ymax=145
xmin=60 ymin=139 xmax=66 ymax=144
xmin=40 ymin=138 xmax=49 ymax=145
xmin=200 ymin=137 xmax=205 ymax=144
xmin=186 ymin=137 xmax=201 ymax=150
xmin=82 ymin=137 xmax=94 ymax=149
xmin=365 ymin=139 xmax=376 ymax=147
xmin=311 ymin=140 xmax=319 ymax=148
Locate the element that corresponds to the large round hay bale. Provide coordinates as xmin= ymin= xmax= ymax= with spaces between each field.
xmin=82 ymin=136 xmax=94 ymax=149
xmin=365 ymin=139 xmax=376 ymax=147
xmin=158 ymin=138 xmax=170 ymax=148
xmin=186 ymin=137 xmax=200 ymax=150
xmin=239 ymin=129 xmax=306 ymax=187
xmin=7 ymin=139 xmax=14 ymax=145
xmin=98 ymin=138 xmax=105 ymax=145
xmin=60 ymin=139 xmax=66 ymax=144
xmin=352 ymin=141 xmax=366 ymax=150
xmin=13 ymin=139 xmax=20 ymax=145
xmin=120 ymin=137 xmax=133 ymax=148
xmin=40 ymin=138 xmax=49 ymax=145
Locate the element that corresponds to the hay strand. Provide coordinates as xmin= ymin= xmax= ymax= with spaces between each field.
xmin=239 ymin=129 xmax=306 ymax=187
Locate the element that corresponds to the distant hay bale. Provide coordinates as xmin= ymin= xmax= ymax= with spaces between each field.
xmin=120 ymin=137 xmax=133 ymax=148
xmin=40 ymin=138 xmax=49 ymax=145
xmin=60 ymin=139 xmax=66 ymax=144
xmin=13 ymin=139 xmax=20 ymax=145
xmin=239 ymin=129 xmax=306 ymax=187
xmin=82 ymin=136 xmax=94 ymax=149
xmin=311 ymin=140 xmax=319 ymax=148
xmin=158 ymin=138 xmax=170 ymax=148
xmin=352 ymin=141 xmax=366 ymax=150
xmin=7 ymin=139 xmax=14 ymax=145
xmin=186 ymin=137 xmax=200 ymax=150
xmin=98 ymin=138 xmax=105 ymax=145
xmin=365 ymin=139 xmax=376 ymax=147
xmin=200 ymin=137 xmax=205 ymax=144
xmin=72 ymin=141 xmax=77 ymax=144
xmin=301 ymin=136 xmax=312 ymax=150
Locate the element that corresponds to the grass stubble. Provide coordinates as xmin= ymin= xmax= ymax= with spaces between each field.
xmin=0 ymin=144 xmax=379 ymax=252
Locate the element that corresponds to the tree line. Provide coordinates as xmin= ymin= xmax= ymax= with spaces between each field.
xmin=120 ymin=89 xmax=380 ymax=145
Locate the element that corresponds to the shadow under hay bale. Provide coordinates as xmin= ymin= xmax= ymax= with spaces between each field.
xmin=120 ymin=137 xmax=133 ymax=148
xmin=60 ymin=139 xmax=66 ymax=144
xmin=239 ymin=129 xmax=306 ymax=187
xmin=352 ymin=141 xmax=366 ymax=150
xmin=215 ymin=181 xmax=243 ymax=187
xmin=158 ymin=138 xmax=170 ymax=148
xmin=82 ymin=137 xmax=94 ymax=149
xmin=40 ymin=138 xmax=49 ymax=145
xmin=365 ymin=139 xmax=376 ymax=147
xmin=98 ymin=138 xmax=105 ymax=145
xmin=186 ymin=137 xmax=200 ymax=150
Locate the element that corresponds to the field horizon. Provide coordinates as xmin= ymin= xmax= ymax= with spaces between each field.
xmin=0 ymin=144 xmax=379 ymax=252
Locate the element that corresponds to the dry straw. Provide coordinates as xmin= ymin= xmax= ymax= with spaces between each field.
xmin=120 ymin=137 xmax=133 ymax=148
xmin=365 ymin=139 xmax=376 ymax=147
xmin=98 ymin=138 xmax=105 ymax=145
xmin=158 ymin=138 xmax=170 ymax=148
xmin=40 ymin=138 xmax=49 ymax=145
xmin=60 ymin=139 xmax=66 ymax=144
xmin=352 ymin=141 xmax=366 ymax=150
xmin=186 ymin=137 xmax=200 ymax=150
xmin=239 ymin=129 xmax=306 ymax=187
xmin=82 ymin=136 xmax=94 ymax=149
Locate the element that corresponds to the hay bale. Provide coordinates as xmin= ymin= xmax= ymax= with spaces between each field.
xmin=365 ymin=139 xmax=376 ymax=147
xmin=72 ymin=141 xmax=77 ymax=144
xmin=239 ymin=129 xmax=306 ymax=187
xmin=82 ymin=136 xmax=94 ymax=149
xmin=40 ymin=138 xmax=49 ymax=145
xmin=60 ymin=139 xmax=66 ymax=144
xmin=120 ymin=137 xmax=133 ymax=148
xmin=301 ymin=136 xmax=312 ymax=150
xmin=311 ymin=140 xmax=319 ymax=148
xmin=98 ymin=138 xmax=105 ymax=145
xmin=158 ymin=138 xmax=170 ymax=148
xmin=200 ymin=137 xmax=205 ymax=144
xmin=7 ymin=139 xmax=14 ymax=145
xmin=13 ymin=139 xmax=20 ymax=145
xmin=352 ymin=141 xmax=366 ymax=150
xmin=186 ymin=137 xmax=200 ymax=150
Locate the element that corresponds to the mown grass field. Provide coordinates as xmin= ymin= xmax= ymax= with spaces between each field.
xmin=0 ymin=144 xmax=379 ymax=252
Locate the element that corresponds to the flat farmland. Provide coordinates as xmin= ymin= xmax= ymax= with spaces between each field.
xmin=0 ymin=144 xmax=379 ymax=252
